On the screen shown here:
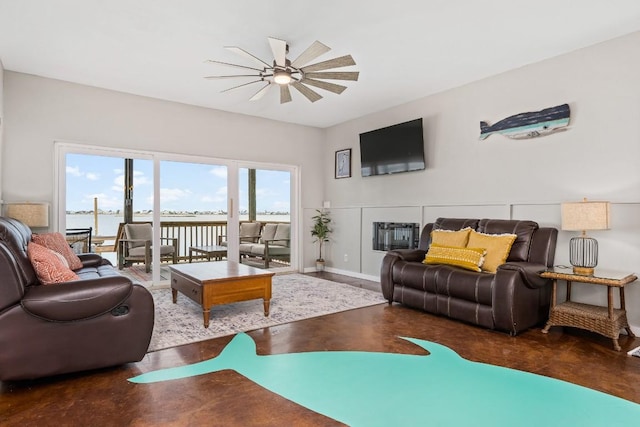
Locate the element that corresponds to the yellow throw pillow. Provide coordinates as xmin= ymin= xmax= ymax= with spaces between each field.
xmin=466 ymin=230 xmax=517 ymax=273
xmin=423 ymin=244 xmax=486 ymax=272
xmin=430 ymin=227 xmax=471 ymax=247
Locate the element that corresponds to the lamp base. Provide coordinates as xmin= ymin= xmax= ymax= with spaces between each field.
xmin=572 ymin=266 xmax=595 ymax=276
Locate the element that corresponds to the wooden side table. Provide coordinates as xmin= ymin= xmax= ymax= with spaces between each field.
xmin=541 ymin=267 xmax=637 ymax=351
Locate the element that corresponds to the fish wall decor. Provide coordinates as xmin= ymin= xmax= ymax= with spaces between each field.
xmin=129 ymin=332 xmax=640 ymax=426
xmin=480 ymin=103 xmax=570 ymax=140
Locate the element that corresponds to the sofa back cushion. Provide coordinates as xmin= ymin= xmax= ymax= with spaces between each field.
xmin=477 ymin=219 xmax=538 ymax=262
xmin=0 ymin=216 xmax=39 ymax=288
xmin=421 ymin=218 xmax=479 ymax=250
xmin=260 ymin=223 xmax=278 ymax=243
xmin=273 ymin=224 xmax=290 ymax=247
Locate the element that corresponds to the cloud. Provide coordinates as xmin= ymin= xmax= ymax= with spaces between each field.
xmin=209 ymin=166 xmax=227 ymax=180
xmin=66 ymin=166 xmax=82 ymax=176
xmin=67 ymin=165 xmax=100 ymax=181
xmin=85 ymin=193 xmax=121 ymax=210
xmin=160 ymin=188 xmax=193 ymax=202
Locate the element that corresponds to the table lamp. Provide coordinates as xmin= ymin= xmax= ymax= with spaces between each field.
xmin=4 ymin=202 xmax=50 ymax=229
xmin=561 ymin=198 xmax=610 ymax=275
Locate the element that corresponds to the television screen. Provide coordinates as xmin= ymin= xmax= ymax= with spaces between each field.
xmin=359 ymin=118 xmax=425 ymax=177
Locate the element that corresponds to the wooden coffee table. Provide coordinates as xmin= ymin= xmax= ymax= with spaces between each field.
xmin=169 ymin=261 xmax=274 ymax=328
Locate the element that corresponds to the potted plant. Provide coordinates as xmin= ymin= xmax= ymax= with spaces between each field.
xmin=311 ymin=209 xmax=332 ymax=271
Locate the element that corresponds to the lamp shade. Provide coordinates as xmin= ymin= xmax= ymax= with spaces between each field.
xmin=4 ymin=202 xmax=50 ymax=227
xmin=561 ymin=200 xmax=610 ymax=231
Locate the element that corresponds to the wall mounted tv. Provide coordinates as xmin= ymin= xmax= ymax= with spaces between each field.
xmin=359 ymin=118 xmax=425 ymax=177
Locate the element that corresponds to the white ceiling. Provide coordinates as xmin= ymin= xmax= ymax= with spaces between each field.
xmin=1 ymin=1 xmax=640 ymax=128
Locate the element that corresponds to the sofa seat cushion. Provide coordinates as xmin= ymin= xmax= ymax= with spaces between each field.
xmin=392 ymin=261 xmax=494 ymax=306
xmin=127 ymin=245 xmax=175 ymax=257
xmin=75 ymin=264 xmax=123 ymax=280
xmin=239 ymin=243 xmax=256 ymax=253
xmin=434 ymin=267 xmax=494 ymax=306
xmin=250 ymin=244 xmax=289 ymax=256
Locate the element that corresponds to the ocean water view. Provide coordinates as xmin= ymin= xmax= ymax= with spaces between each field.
xmin=66 ymin=214 xmax=291 ymax=237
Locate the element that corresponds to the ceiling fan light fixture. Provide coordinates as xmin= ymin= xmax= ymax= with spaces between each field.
xmin=273 ymin=70 xmax=292 ymax=85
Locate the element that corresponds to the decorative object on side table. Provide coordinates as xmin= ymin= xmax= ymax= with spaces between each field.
xmin=561 ymin=198 xmax=610 ymax=275
xmin=541 ymin=266 xmax=637 ymax=351
xmin=311 ymin=209 xmax=332 ymax=271
xmin=335 ymin=148 xmax=351 ymax=179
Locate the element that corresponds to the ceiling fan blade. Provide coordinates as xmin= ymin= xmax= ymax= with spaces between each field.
xmin=300 ymin=78 xmax=347 ymax=94
xmin=250 ymin=83 xmax=271 ymax=101
xmin=301 ymin=55 xmax=356 ymax=72
xmin=304 ymin=71 xmax=359 ymax=81
xmin=204 ymin=74 xmax=262 ymax=79
xmin=291 ymin=40 xmax=331 ymax=68
xmin=268 ymin=37 xmax=288 ymax=67
xmin=221 ymin=79 xmax=263 ymax=93
xmin=280 ymin=85 xmax=292 ymax=104
xmin=291 ymin=82 xmax=323 ymax=103
xmin=225 ymin=46 xmax=271 ymax=68
xmin=205 ymin=59 xmax=264 ymax=72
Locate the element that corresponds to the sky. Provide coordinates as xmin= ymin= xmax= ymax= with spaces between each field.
xmin=65 ymin=153 xmax=291 ymax=213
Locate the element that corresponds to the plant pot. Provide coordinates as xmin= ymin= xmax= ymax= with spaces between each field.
xmin=316 ymin=260 xmax=325 ymax=272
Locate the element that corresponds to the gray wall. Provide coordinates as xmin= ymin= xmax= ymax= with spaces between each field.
xmin=2 ymin=71 xmax=326 ymax=269
xmin=323 ymin=31 xmax=640 ymax=332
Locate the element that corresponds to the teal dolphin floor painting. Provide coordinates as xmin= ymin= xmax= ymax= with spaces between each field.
xmin=130 ymin=333 xmax=640 ymax=426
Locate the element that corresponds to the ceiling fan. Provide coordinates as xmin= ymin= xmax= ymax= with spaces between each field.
xmin=204 ymin=37 xmax=359 ymax=104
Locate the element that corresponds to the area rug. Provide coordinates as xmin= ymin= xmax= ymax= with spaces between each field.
xmin=132 ymin=333 xmax=640 ymax=427
xmin=148 ymin=274 xmax=386 ymax=352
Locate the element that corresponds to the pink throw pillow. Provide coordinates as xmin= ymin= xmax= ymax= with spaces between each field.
xmin=32 ymin=232 xmax=83 ymax=270
xmin=27 ymin=242 xmax=80 ymax=285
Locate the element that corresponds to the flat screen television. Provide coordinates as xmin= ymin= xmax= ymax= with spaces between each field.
xmin=359 ymin=118 xmax=425 ymax=177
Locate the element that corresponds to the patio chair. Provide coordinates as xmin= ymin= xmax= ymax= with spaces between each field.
xmin=218 ymin=222 xmax=263 ymax=247
xmin=117 ymin=223 xmax=178 ymax=273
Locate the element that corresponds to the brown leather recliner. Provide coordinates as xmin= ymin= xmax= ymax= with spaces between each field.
xmin=0 ymin=216 xmax=154 ymax=381
xmin=381 ymin=218 xmax=558 ymax=335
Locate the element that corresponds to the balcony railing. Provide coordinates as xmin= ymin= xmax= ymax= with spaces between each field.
xmin=87 ymin=220 xmax=289 ymax=265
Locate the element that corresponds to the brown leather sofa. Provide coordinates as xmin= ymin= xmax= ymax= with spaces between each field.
xmin=381 ymin=218 xmax=558 ymax=335
xmin=0 ymin=217 xmax=154 ymax=381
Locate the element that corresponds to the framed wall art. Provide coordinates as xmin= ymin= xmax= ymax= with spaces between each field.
xmin=335 ymin=148 xmax=351 ymax=179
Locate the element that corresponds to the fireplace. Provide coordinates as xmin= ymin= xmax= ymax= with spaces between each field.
xmin=372 ymin=222 xmax=420 ymax=251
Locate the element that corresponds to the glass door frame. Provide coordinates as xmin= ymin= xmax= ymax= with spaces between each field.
xmin=54 ymin=142 xmax=299 ymax=284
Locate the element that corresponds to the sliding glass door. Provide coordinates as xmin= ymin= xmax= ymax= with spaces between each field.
xmin=56 ymin=144 xmax=298 ymax=286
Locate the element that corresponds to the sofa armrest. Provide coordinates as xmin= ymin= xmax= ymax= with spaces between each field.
xmin=78 ymin=253 xmax=108 ymax=268
xmin=386 ymin=249 xmax=427 ymax=263
xmin=21 ymin=277 xmax=134 ymax=322
xmin=497 ymin=262 xmax=551 ymax=289
xmin=493 ymin=262 xmax=553 ymax=334
xmin=380 ymin=250 xmax=426 ymax=302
